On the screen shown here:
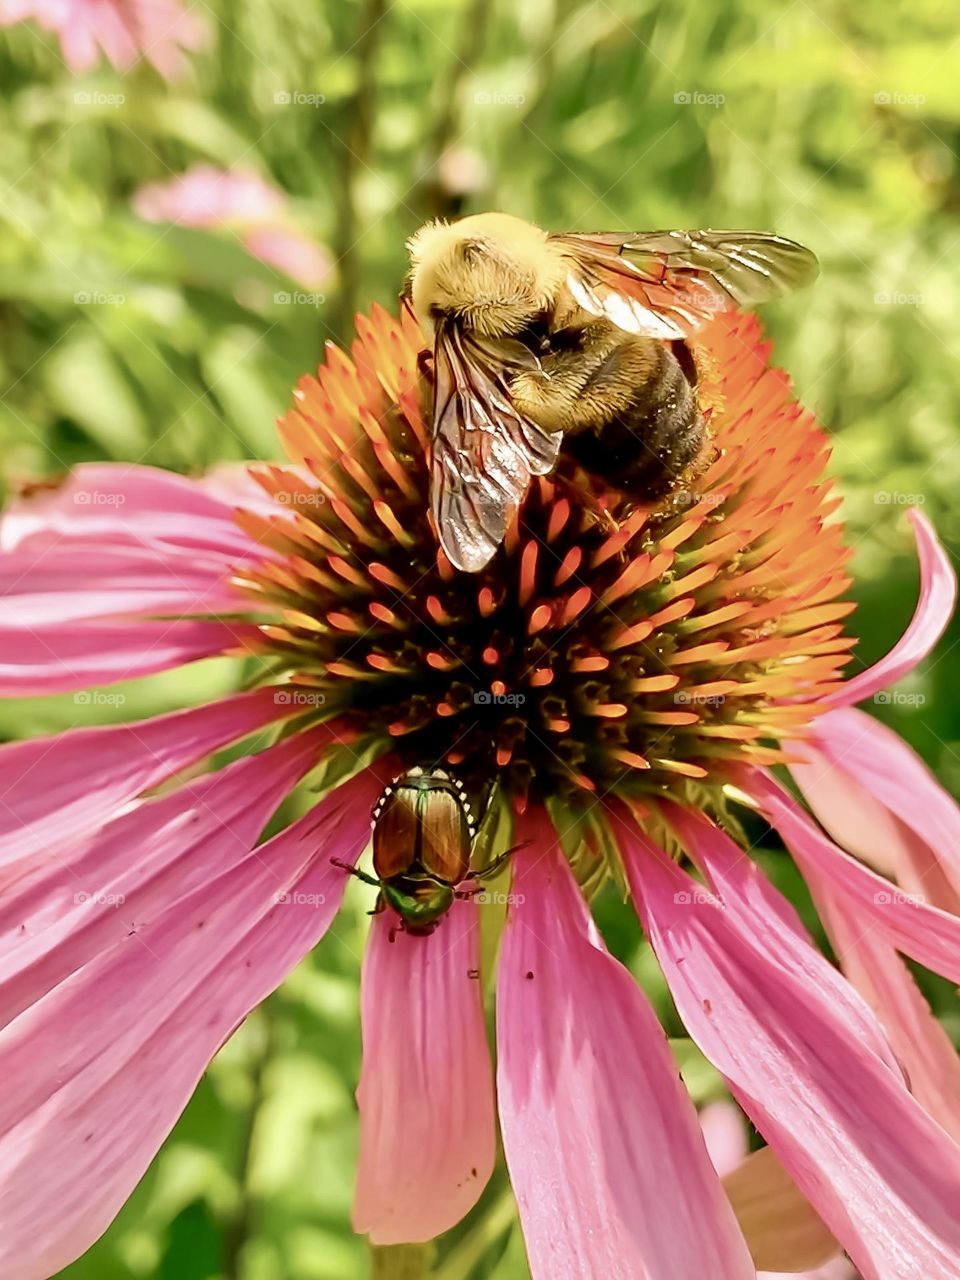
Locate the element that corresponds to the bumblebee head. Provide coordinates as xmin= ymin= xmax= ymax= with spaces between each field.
xmin=406 ymin=212 xmax=565 ymax=339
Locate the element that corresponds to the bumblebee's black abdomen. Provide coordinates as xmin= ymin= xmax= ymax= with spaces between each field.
xmin=564 ymin=341 xmax=702 ymax=499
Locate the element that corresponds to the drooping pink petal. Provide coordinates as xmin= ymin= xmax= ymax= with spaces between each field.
xmin=496 ymin=829 xmax=754 ymax=1280
xmin=811 ymin=878 xmax=960 ymax=1145
xmin=0 ymin=766 xmax=382 ymax=1280
xmin=832 ymin=509 xmax=955 ymax=707
xmin=0 ymin=686 xmax=304 ymax=867
xmin=700 ymin=1099 xmax=748 ymax=1178
xmin=0 ymin=617 xmax=258 ymax=695
xmin=752 ymin=771 xmax=960 ymax=986
xmin=796 ymin=706 xmax=960 ymax=906
xmin=724 ymin=1146 xmax=845 ymax=1273
xmin=620 ymin=813 xmax=960 ymax=1280
xmin=0 ymin=729 xmax=341 ymax=1028
xmin=353 ymin=898 xmax=495 ymax=1244
xmin=663 ymin=801 xmax=902 ymax=1076
xmin=702 ymin=1102 xmax=848 ymax=1273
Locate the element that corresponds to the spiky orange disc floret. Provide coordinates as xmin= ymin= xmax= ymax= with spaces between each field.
xmin=232 ymin=305 xmax=854 ymax=809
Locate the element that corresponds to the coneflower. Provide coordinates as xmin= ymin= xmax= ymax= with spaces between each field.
xmin=2 ymin=304 xmax=960 ymax=1280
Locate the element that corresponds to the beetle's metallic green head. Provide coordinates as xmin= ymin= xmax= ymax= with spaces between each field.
xmin=382 ymin=877 xmax=456 ymax=935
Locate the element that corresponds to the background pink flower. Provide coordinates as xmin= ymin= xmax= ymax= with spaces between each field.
xmin=133 ymin=165 xmax=332 ymax=289
xmin=0 ymin=0 xmax=207 ymax=77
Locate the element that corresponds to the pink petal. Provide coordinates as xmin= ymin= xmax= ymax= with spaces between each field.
xmin=0 ymin=686 xmax=298 ymax=868
xmin=664 ymin=802 xmax=902 ymax=1076
xmin=353 ymin=898 xmax=495 ymax=1244
xmin=752 ymin=771 xmax=960 ymax=986
xmin=700 ymin=1099 xmax=748 ymax=1178
xmin=242 ymin=225 xmax=332 ymax=290
xmin=833 ymin=509 xmax=955 ymax=707
xmin=1 ymin=463 xmax=273 ymax=561
xmin=621 ymin=814 xmax=960 ymax=1280
xmin=798 ymin=706 xmax=960 ymax=905
xmin=133 ymin=167 xmax=286 ymax=228
xmin=0 ymin=465 xmax=280 ymax=654
xmin=0 ymin=617 xmax=257 ymax=695
xmin=0 ymin=730 xmax=331 ymax=1028
xmin=496 ymin=830 xmax=754 ymax=1280
xmin=724 ymin=1145 xmax=846 ymax=1272
xmin=811 ymin=880 xmax=960 ymax=1146
xmin=0 ymin=767 xmax=381 ymax=1280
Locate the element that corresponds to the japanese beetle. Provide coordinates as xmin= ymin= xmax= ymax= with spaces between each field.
xmin=332 ymin=766 xmax=510 ymax=937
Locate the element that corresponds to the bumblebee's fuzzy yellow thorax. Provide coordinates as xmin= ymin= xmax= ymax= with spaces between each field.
xmin=406 ymin=212 xmax=567 ymax=338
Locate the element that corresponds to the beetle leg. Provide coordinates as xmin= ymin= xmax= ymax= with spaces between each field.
xmin=468 ymin=840 xmax=530 ymax=882
xmin=330 ymin=857 xmax=381 ymax=888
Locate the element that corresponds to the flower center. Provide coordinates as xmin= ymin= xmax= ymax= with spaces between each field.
xmin=231 ymin=306 xmax=855 ymax=811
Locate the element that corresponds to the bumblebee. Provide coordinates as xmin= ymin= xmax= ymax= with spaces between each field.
xmin=407 ymin=212 xmax=818 ymax=572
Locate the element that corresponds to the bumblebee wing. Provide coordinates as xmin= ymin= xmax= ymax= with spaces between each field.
xmin=430 ymin=326 xmax=561 ymax=573
xmin=551 ymin=229 xmax=818 ymax=339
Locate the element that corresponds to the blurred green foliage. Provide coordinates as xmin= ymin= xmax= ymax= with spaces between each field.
xmin=2 ymin=0 xmax=958 ymax=1275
